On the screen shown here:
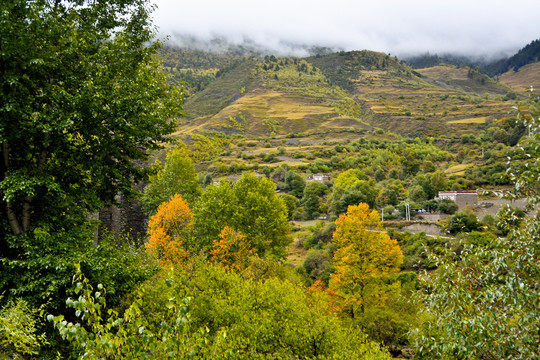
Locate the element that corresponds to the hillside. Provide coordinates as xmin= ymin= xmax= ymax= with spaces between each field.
xmin=310 ymin=52 xmax=513 ymax=136
xmin=180 ymin=55 xmax=371 ymax=136
xmin=499 ymin=62 xmax=540 ymax=92
xmin=164 ymin=47 xmax=518 ymax=138
xmin=485 ymin=38 xmax=540 ymax=75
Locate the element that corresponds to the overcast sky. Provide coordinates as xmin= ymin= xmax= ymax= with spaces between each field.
xmin=152 ymin=0 xmax=540 ymax=59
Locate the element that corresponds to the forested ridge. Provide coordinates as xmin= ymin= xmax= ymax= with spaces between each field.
xmin=1 ymin=1 xmax=539 ymax=359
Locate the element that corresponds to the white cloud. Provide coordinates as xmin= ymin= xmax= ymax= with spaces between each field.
xmin=152 ymin=0 xmax=540 ymax=58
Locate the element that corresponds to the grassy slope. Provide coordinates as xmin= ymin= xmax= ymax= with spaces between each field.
xmin=169 ymin=48 xmax=516 ymax=140
xmin=499 ymin=62 xmax=540 ymax=93
xmin=416 ymin=65 xmax=508 ymax=94
xmin=179 ymin=56 xmax=371 ymax=137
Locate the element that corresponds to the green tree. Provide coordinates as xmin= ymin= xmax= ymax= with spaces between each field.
xmin=54 ymin=262 xmax=392 ymax=359
xmin=0 ymin=0 xmax=183 ymax=236
xmin=412 ymin=171 xmax=448 ymax=200
xmin=435 ymin=199 xmax=458 ymax=214
xmin=303 ymin=249 xmax=333 ymax=284
xmin=334 ymin=169 xmax=368 ymax=188
xmin=302 ymin=182 xmax=328 ymax=220
xmin=444 ymin=210 xmax=481 ymax=234
xmin=279 ymin=193 xmax=300 ymax=220
xmin=334 ymin=180 xmax=379 ymax=215
xmin=194 ymin=174 xmax=291 ymax=258
xmin=411 ymin=93 xmax=540 ymax=359
xmin=408 ymin=184 xmax=427 ymax=203
xmin=284 ymin=170 xmax=306 ymax=198
xmin=49 ymin=267 xmax=220 ymax=359
xmin=141 ymin=145 xmax=201 ymax=215
xmin=376 ymin=180 xmax=405 ymax=208
xmin=374 ymin=168 xmax=386 ymax=182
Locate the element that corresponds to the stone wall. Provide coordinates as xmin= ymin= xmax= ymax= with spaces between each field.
xmin=96 ymin=193 xmax=147 ymax=245
xmin=96 ymin=158 xmax=149 ymax=245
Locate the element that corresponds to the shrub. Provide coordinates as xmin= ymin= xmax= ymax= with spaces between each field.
xmin=0 ymin=298 xmax=46 ymax=359
xmin=444 ymin=211 xmax=481 ymax=234
xmin=51 ymin=262 xmax=392 ymax=359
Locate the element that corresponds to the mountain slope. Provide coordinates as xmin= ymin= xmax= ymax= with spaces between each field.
xmin=485 ymin=39 xmax=540 ymax=75
xmin=311 ymin=51 xmax=512 ymax=136
xmin=179 ymin=55 xmax=371 ymax=136
xmin=165 ymin=47 xmax=516 ymax=138
xmin=499 ymin=62 xmax=540 ymax=93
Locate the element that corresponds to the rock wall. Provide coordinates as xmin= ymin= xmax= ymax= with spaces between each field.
xmin=96 ymin=193 xmax=147 ymax=246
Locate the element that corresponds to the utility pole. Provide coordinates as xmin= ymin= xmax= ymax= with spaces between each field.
xmin=405 ymin=203 xmax=411 ymax=221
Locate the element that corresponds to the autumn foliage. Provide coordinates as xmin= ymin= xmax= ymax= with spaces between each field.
xmin=146 ymin=194 xmax=193 ymax=268
xmin=211 ymin=226 xmax=253 ymax=271
xmin=329 ymin=203 xmax=403 ymax=316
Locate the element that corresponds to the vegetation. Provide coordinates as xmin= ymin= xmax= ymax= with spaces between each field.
xmin=1 ymin=2 xmax=539 ymax=358
xmin=141 ymin=145 xmax=201 ymax=215
xmin=410 ymin=91 xmax=540 ymax=359
xmin=194 ymin=174 xmax=291 ymax=259
xmin=0 ymin=298 xmax=45 ymax=359
xmin=0 ymin=0 xmax=184 ymax=237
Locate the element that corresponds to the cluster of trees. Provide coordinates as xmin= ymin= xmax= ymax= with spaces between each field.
xmin=198 ymin=110 xmax=524 ymax=194
xmin=409 ymin=90 xmax=540 ymax=359
xmin=265 ymin=165 xmax=456 ymax=222
xmin=485 ymin=38 xmax=540 ymax=75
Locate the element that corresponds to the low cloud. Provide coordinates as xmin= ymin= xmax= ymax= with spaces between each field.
xmin=153 ymin=0 xmax=540 ymax=59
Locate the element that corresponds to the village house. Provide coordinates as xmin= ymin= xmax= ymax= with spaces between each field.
xmin=435 ymin=190 xmax=478 ymax=209
xmin=306 ymin=173 xmax=332 ymax=183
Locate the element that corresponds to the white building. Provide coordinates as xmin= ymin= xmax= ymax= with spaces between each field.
xmin=436 ymin=190 xmax=478 ymax=208
xmin=306 ymin=173 xmax=331 ymax=183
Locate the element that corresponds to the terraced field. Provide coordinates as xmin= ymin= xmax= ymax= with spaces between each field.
xmin=171 ymin=48 xmax=527 ymax=143
xmin=351 ymin=66 xmax=512 ymax=136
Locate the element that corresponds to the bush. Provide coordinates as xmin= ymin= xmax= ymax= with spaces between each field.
xmin=0 ymin=225 xmax=158 ymax=322
xmin=435 ymin=199 xmax=458 ymax=214
xmin=52 ymin=261 xmax=393 ymax=359
xmin=398 ymin=232 xmax=447 ymax=271
xmin=303 ymin=249 xmax=334 ymax=285
xmin=0 ymin=298 xmax=46 ymax=359
xmin=444 ymin=211 xmax=481 ymax=234
xmin=303 ymin=222 xmax=336 ymax=249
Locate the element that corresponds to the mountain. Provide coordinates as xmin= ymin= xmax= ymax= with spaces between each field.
xmin=498 ymin=62 xmax=540 ymax=93
xmin=178 ymin=55 xmax=371 ymax=136
xmin=484 ymin=39 xmax=540 ymax=75
xmin=404 ymin=53 xmax=480 ymax=70
xmin=404 ymin=39 xmax=540 ymax=78
xmin=162 ymin=46 xmax=519 ymax=139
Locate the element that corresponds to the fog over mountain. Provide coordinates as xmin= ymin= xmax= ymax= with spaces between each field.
xmin=153 ymin=0 xmax=539 ymax=59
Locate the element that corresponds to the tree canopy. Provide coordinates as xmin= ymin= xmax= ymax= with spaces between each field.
xmin=0 ymin=0 xmax=184 ymax=237
xmin=194 ymin=174 xmax=291 ymax=258
xmin=330 ymin=203 xmax=403 ymax=316
xmin=141 ymin=145 xmax=201 ymax=215
xmin=411 ymin=92 xmax=540 ymax=359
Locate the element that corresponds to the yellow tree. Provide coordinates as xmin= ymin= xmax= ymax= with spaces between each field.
xmin=146 ymin=194 xmax=192 ymax=268
xmin=329 ymin=203 xmax=403 ymax=318
xmin=211 ymin=226 xmax=253 ymax=272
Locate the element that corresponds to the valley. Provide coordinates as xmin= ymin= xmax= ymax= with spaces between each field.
xmin=2 ymin=4 xmax=538 ymax=356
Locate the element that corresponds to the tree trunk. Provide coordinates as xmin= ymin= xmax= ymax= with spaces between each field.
xmin=6 ymin=200 xmax=23 ymax=235
xmin=22 ymin=196 xmax=33 ymax=233
xmin=1 ymin=142 xmax=24 ymax=235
